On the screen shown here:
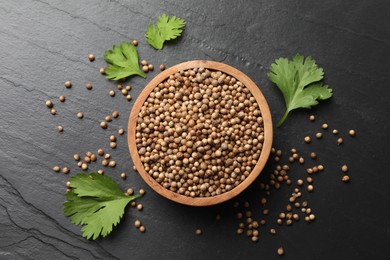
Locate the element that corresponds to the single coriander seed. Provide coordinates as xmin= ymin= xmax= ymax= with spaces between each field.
xmin=120 ymin=173 xmax=126 ymax=179
xmin=277 ymin=247 xmax=284 ymax=256
xmin=77 ymin=112 xmax=83 ymax=119
xmin=88 ymin=54 xmax=95 ymax=62
xmin=148 ymin=64 xmax=154 ymax=71
xmin=195 ymin=229 xmax=202 ymax=235
xmin=332 ymin=129 xmax=339 ymax=135
xmin=136 ymin=204 xmax=143 ymax=211
xmin=50 ymin=108 xmax=57 ymax=115
xmin=109 ymin=135 xmax=116 ymax=142
xmin=112 ymin=111 xmax=119 ymax=118
xmin=142 ymin=65 xmax=149 ymax=73
xmin=108 ymin=161 xmax=116 ymax=167
xmin=125 ymin=85 xmax=131 ymax=91
xmin=73 ymin=154 xmax=80 ymax=161
xmin=127 ymin=188 xmax=134 ymax=195
xmin=315 ymin=132 xmax=323 ymax=139
xmin=64 ymin=81 xmax=72 ymax=88
xmin=140 ymin=60 xmax=148 ymax=66
xmin=46 ymin=100 xmax=53 ymax=108
xmin=322 ymin=123 xmax=328 ymax=129
xmin=307 ymin=185 xmax=314 ymax=192
xmin=118 ymin=129 xmax=125 ymax=135
xmin=341 ymin=164 xmax=348 ymax=172
xmin=81 ymin=163 xmax=88 ymax=170
xmin=132 ymin=40 xmax=138 ymax=46
xmin=342 ymin=175 xmax=350 ymax=183
xmin=304 ymin=136 xmax=311 ymax=143
xmin=139 ymin=189 xmax=145 ymax=195
xmin=99 ymin=68 xmax=105 ymax=74
xmin=110 ymin=142 xmax=117 ymax=149
xmin=100 ymin=122 xmax=107 ymax=129
xmin=62 ymin=167 xmax=70 ymax=174
xmin=59 ymin=96 xmax=65 ymax=102
xmin=337 ymin=137 xmax=343 ymax=145
xmin=109 ymin=90 xmax=115 ymax=97
xmin=85 ymin=83 xmax=93 ymax=90
xmin=134 ymin=220 xmax=141 ymax=228
xmin=349 ymin=129 xmax=356 ymax=136
xmin=159 ymin=64 xmax=166 ymax=71
xmin=117 ymin=84 xmax=123 ymax=90
xmin=309 ymin=115 xmax=315 ymax=121
xmin=53 ymin=166 xmax=60 ymax=172
xmin=97 ymin=149 xmax=104 ymax=156
xmin=126 ymin=94 xmax=132 ymax=101
xmin=139 ymin=225 xmax=145 ymax=232
xmin=56 ymin=126 xmax=64 ymax=132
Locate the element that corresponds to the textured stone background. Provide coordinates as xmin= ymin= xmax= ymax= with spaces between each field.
xmin=0 ymin=0 xmax=389 ymax=259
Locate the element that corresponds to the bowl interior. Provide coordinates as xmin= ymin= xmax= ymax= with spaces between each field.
xmin=128 ymin=60 xmax=273 ymax=206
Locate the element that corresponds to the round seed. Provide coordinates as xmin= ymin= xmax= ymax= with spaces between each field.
xmin=97 ymin=149 xmax=104 ymax=156
xmin=125 ymin=85 xmax=131 ymax=91
xmin=56 ymin=126 xmax=64 ymax=132
xmin=251 ymin=236 xmax=259 ymax=242
xmin=58 ymin=96 xmax=65 ymax=102
xmin=132 ymin=165 xmax=137 ymax=171
xmin=297 ymin=179 xmax=303 ymax=186
xmin=307 ymin=177 xmax=313 ymax=183
xmin=141 ymin=60 xmax=148 ymax=66
xmin=100 ymin=122 xmax=107 ymax=129
xmin=77 ymin=161 xmax=83 ymax=167
xmin=104 ymin=154 xmax=111 ymax=159
xmin=90 ymin=154 xmax=97 ymax=162
xmin=132 ymin=40 xmax=138 ymax=46
xmin=46 ymin=100 xmax=53 ymax=108
xmin=304 ymin=136 xmax=311 ymax=143
xmin=66 ymin=181 xmax=71 ymax=188
xmin=349 ymin=129 xmax=356 ymax=136
xmin=322 ymin=123 xmax=328 ymax=129
xmin=148 ymin=64 xmax=154 ymax=71
xmin=97 ymin=169 xmax=104 ymax=175
xmin=84 ymin=156 xmax=91 ymax=163
xmin=118 ymin=129 xmax=125 ymax=135
xmin=139 ymin=225 xmax=145 ymax=232
xmin=81 ymin=163 xmax=88 ymax=170
xmin=62 ymin=167 xmax=70 ymax=174
xmin=77 ymin=112 xmax=83 ymax=119
xmin=299 ymin=157 xmax=304 ymax=164
xmin=112 ymin=111 xmax=119 ymax=118
xmin=109 ymin=135 xmax=116 ymax=142
xmin=99 ymin=68 xmax=105 ymax=74
xmin=121 ymin=173 xmax=126 ymax=179
xmin=315 ymin=132 xmax=323 ymax=139
xmin=277 ymin=247 xmax=284 ymax=256
xmin=126 ymin=94 xmax=132 ymax=101
xmin=50 ymin=108 xmax=57 ymax=115
xmin=342 ymin=175 xmax=350 ymax=182
xmin=332 ymin=129 xmax=339 ymax=135
xmin=110 ymin=142 xmax=117 ymax=149
xmin=136 ymin=204 xmax=143 ymax=211
xmin=88 ymin=54 xmax=95 ymax=62
xmin=85 ymin=83 xmax=93 ymax=90
xmin=127 ymin=188 xmax=134 ymax=195
xmin=309 ymin=214 xmax=316 ymax=221
xmin=121 ymin=89 xmax=128 ymax=96
xmin=307 ymin=185 xmax=314 ymax=192
xmin=337 ymin=137 xmax=343 ymax=145
xmin=341 ymin=164 xmax=348 ymax=172
xmin=309 ymin=115 xmax=315 ymax=121
xmin=73 ymin=154 xmax=80 ymax=161
xmin=53 ymin=166 xmax=60 ymax=172
xmin=310 ymin=152 xmax=317 ymax=159
xmin=64 ymin=81 xmax=72 ymax=88
xmin=109 ymin=161 xmax=116 ymax=167
xmin=117 ymin=84 xmax=123 ymax=90
xmin=159 ymin=64 xmax=166 ymax=71
xmin=102 ymin=159 xmax=108 ymax=166
xmin=270 ymin=228 xmax=276 ymax=235
xmin=134 ymin=220 xmax=141 ymax=228
xmin=139 ymin=189 xmax=145 ymax=195
xmin=195 ymin=229 xmax=202 ymax=235
xmin=109 ymin=90 xmax=115 ymax=97
xmin=142 ymin=65 xmax=149 ymax=73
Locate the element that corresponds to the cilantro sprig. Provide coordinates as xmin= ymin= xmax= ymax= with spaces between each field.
xmin=104 ymin=41 xmax=146 ymax=81
xmin=146 ymin=14 xmax=186 ymax=50
xmin=268 ymin=54 xmax=333 ymax=127
xmin=63 ymin=173 xmax=141 ymax=240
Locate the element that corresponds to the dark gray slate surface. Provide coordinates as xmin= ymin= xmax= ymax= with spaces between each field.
xmin=1 ymin=0 xmax=389 ymax=259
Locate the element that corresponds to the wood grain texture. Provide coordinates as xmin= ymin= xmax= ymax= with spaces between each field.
xmin=128 ymin=60 xmax=273 ymax=206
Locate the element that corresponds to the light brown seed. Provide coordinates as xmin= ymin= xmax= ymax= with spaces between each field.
xmin=112 ymin=111 xmax=119 ymax=118
xmin=342 ymin=175 xmax=350 ymax=183
xmin=332 ymin=129 xmax=339 ymax=135
xmin=118 ymin=129 xmax=125 ymax=135
xmin=309 ymin=214 xmax=316 ymax=221
xmin=126 ymin=94 xmax=132 ymax=101
xmin=307 ymin=185 xmax=314 ymax=192
xmin=77 ymin=112 xmax=83 ymax=119
xmin=110 ymin=142 xmax=117 ymax=149
xmin=104 ymin=154 xmax=111 ymax=159
xmin=322 ymin=123 xmax=328 ymax=129
xmin=139 ymin=189 xmax=145 ymax=195
xmin=121 ymin=173 xmax=126 ymax=179
xmin=59 ymin=96 xmax=65 ymax=102
xmin=85 ymin=83 xmax=93 ymax=90
xmin=195 ymin=229 xmax=202 ymax=235
xmin=109 ymin=90 xmax=115 ymax=97
xmin=66 ymin=181 xmax=71 ymax=188
xmin=127 ymin=188 xmax=134 ymax=195
xmin=56 ymin=126 xmax=64 ymax=132
xmin=97 ymin=149 xmax=104 ymax=156
xmin=270 ymin=228 xmax=276 ymax=235
xmin=53 ymin=166 xmax=60 ymax=172
xmin=117 ymin=84 xmax=123 ymax=90
xmin=159 ymin=64 xmax=166 ymax=71
xmin=318 ymin=165 xmax=324 ymax=171
xmin=297 ymin=179 xmax=303 ymax=186
xmin=136 ymin=204 xmax=143 ymax=211
xmin=148 ymin=64 xmax=154 ymax=71
xmin=134 ymin=219 xmax=141 ymax=228
xmin=125 ymin=85 xmax=131 ymax=91
xmin=81 ymin=163 xmax=88 ymax=170
xmin=307 ymin=177 xmax=313 ymax=183
xmin=337 ymin=137 xmax=343 ymax=145
xmin=277 ymin=247 xmax=284 ymax=256
xmin=45 ymin=100 xmax=53 ymax=108
xmin=141 ymin=60 xmax=148 ymax=66
xmin=77 ymin=161 xmax=83 ymax=167
xmin=73 ymin=154 xmax=80 ymax=161
xmin=100 ymin=122 xmax=107 ymax=129
xmin=236 ymin=228 xmax=243 ymax=235
xmin=88 ymin=54 xmax=95 ymax=62
xmin=139 ymin=225 xmax=145 ymax=232
xmin=309 ymin=115 xmax=315 ymax=121
xmin=109 ymin=135 xmax=117 ymax=142
xmin=102 ymin=159 xmax=108 ymax=166
xmin=90 ymin=154 xmax=97 ymax=162
xmin=64 ymin=81 xmax=72 ymax=88
xmin=50 ymin=108 xmax=57 ymax=115
xmin=132 ymin=40 xmax=138 ymax=46
xmin=99 ymin=68 xmax=105 ymax=74
xmin=121 ymin=89 xmax=128 ymax=96
xmin=304 ymin=136 xmax=311 ymax=143
xmin=109 ymin=161 xmax=116 ymax=167
xmin=142 ymin=65 xmax=149 ymax=73
xmin=315 ymin=132 xmax=323 ymax=139
xmin=251 ymin=236 xmax=259 ymax=242
xmin=310 ymin=152 xmax=317 ymax=159
xmin=62 ymin=167 xmax=70 ymax=174
xmin=299 ymin=157 xmax=304 ymax=164
xmin=349 ymin=129 xmax=356 ymax=136
xmin=341 ymin=165 xmax=348 ymax=172
xmin=97 ymin=169 xmax=104 ymax=175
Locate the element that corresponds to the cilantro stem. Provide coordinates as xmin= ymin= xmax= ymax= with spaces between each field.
xmin=277 ymin=110 xmax=290 ymax=127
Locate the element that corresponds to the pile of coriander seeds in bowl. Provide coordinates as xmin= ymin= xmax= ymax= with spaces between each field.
xmin=128 ymin=60 xmax=273 ymax=206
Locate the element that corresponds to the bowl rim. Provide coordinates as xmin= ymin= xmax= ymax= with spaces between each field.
xmin=128 ymin=60 xmax=273 ymax=206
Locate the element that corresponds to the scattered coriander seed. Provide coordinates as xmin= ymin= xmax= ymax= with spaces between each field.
xmin=293 ymin=214 xmax=299 ymax=221
xmin=62 ymin=167 xmax=70 ymax=174
xmin=56 ymin=126 xmax=64 ymax=132
xmin=322 ymin=123 xmax=328 ymax=129
xmin=112 ymin=111 xmax=119 ymax=118
xmin=99 ymin=68 xmax=105 ymax=74
xmin=307 ymin=185 xmax=314 ymax=192
xmin=306 ymin=208 xmax=312 ymax=214
xmin=288 ymin=157 xmax=294 ymax=163
xmin=277 ymin=219 xmax=283 ymax=225
xmin=270 ymin=228 xmax=276 ymax=235
xmin=126 ymin=94 xmax=132 ymax=101
xmin=90 ymin=154 xmax=97 ymax=162
xmin=159 ymin=64 xmax=166 ymax=71
xmin=100 ymin=122 xmax=107 ymax=129
xmin=81 ymin=163 xmax=88 ymax=170
xmin=77 ymin=112 xmax=83 ymax=119
xmin=299 ymin=157 xmax=304 ymax=164
xmin=50 ymin=108 xmax=57 ymax=115
xmin=121 ymin=89 xmax=128 ymax=95
xmin=342 ymin=175 xmax=350 ymax=183
xmin=97 ymin=169 xmax=104 ymax=175
xmin=142 ymin=65 xmax=149 ymax=73
xmin=195 ymin=229 xmax=202 ymax=235
xmin=77 ymin=161 xmax=83 ymax=167
xmin=305 ymin=216 xmax=310 ymax=222
xmin=286 ymin=219 xmax=293 ymax=226
xmin=236 ymin=228 xmax=243 ymax=235
xmin=297 ymin=179 xmax=303 ymax=186
xmin=59 ymin=95 xmax=65 ymax=102
xmin=88 ymin=54 xmax=95 ymax=62
xmin=120 ymin=173 xmax=126 ymax=179
xmin=136 ymin=204 xmax=143 ymax=211
xmin=312 ymin=166 xmax=319 ymax=173
xmin=64 ymin=81 xmax=72 ymax=88
xmin=304 ymin=136 xmax=311 ymax=143
xmin=315 ymin=132 xmax=323 ymax=139
xmin=332 ymin=129 xmax=339 ymax=135
xmin=132 ymin=40 xmax=138 ymax=46
xmin=148 ymin=64 xmax=154 ymax=71
xmin=102 ymin=159 xmax=108 ymax=166
xmin=46 ymin=100 xmax=53 ymax=108
xmin=66 ymin=188 xmax=72 ymax=193
xmin=109 ymin=90 xmax=115 ymax=97
xmin=125 ymin=85 xmax=131 ymax=91
xmin=85 ymin=83 xmax=93 ymax=90
xmin=309 ymin=214 xmax=316 ymax=221
xmin=110 ymin=142 xmax=117 ymax=149
xmin=290 ymin=148 xmax=297 ymax=154
xmin=236 ymin=212 xmax=243 ymax=219
xmin=307 ymin=177 xmax=313 ymax=183
xmin=141 ymin=60 xmax=148 ymax=66
xmin=309 ymin=115 xmax=315 ymax=121
xmin=341 ymin=164 xmax=348 ymax=172
xmin=307 ymin=168 xmax=313 ymax=174
xmin=104 ymin=153 xmax=111 ymax=159
xmin=134 ymin=220 xmax=141 ymax=228
xmin=109 ymin=135 xmax=117 ymax=142
xmin=349 ymin=129 xmax=356 ymax=136
xmin=109 ymin=161 xmax=116 ymax=167
xmin=139 ymin=189 xmax=145 ymax=195
xmin=127 ymin=188 xmax=134 ymax=195
xmin=117 ymin=84 xmax=123 ymax=90
xmin=337 ymin=137 xmax=343 ymax=145
xmin=97 ymin=149 xmax=104 ymax=156
xmin=118 ymin=129 xmax=125 ymax=135
xmin=73 ymin=154 xmax=80 ymax=161
xmin=66 ymin=181 xmax=71 ymax=188
xmin=251 ymin=236 xmax=259 ymax=242
xmin=277 ymin=247 xmax=284 ymax=256
xmin=318 ymin=165 xmax=324 ymax=171
xmin=53 ymin=166 xmax=60 ymax=172
xmin=310 ymin=152 xmax=317 ymax=159
xmin=139 ymin=226 xmax=145 ymax=233
xmin=130 ymin=201 xmax=136 ymax=207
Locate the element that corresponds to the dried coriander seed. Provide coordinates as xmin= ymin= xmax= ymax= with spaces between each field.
xmin=62 ymin=167 xmax=70 ymax=174
xmin=337 ymin=137 xmax=343 ymax=145
xmin=56 ymin=126 xmax=64 ymax=132
xmin=349 ymin=129 xmax=356 ymax=136
xmin=50 ymin=108 xmax=57 ymax=115
xmin=134 ymin=220 xmax=141 ymax=228
xmin=108 ymin=161 xmax=116 ymax=167
xmin=195 ymin=229 xmax=202 ymax=235
xmin=112 ymin=111 xmax=119 ymax=118
xmin=109 ymin=90 xmax=115 ymax=97
xmin=277 ymin=247 xmax=284 ymax=256
xmin=322 ymin=123 xmax=328 ymax=129
xmin=97 ymin=149 xmax=104 ymax=156
xmin=59 ymin=96 xmax=65 ymax=102
xmin=120 ymin=173 xmax=126 ymax=179
xmin=85 ymin=83 xmax=93 ymax=90
xmin=110 ymin=142 xmax=117 ymax=149
xmin=304 ymin=136 xmax=311 ymax=143
xmin=53 ymin=166 xmax=60 ymax=172
xmin=118 ymin=129 xmax=125 ymax=135
xmin=136 ymin=204 xmax=143 ymax=211
xmin=309 ymin=115 xmax=315 ymax=121
xmin=88 ymin=54 xmax=95 ymax=62
xmin=341 ymin=164 xmax=348 ymax=172
xmin=159 ymin=64 xmax=166 ymax=71
xmin=77 ymin=112 xmax=83 ymax=119
xmin=45 ymin=100 xmax=53 ymax=108
xmin=131 ymin=40 xmax=138 ymax=46
xmin=99 ymin=68 xmax=105 ymax=74
xmin=342 ymin=175 xmax=350 ymax=183
xmin=109 ymin=135 xmax=117 ymax=142
xmin=148 ymin=64 xmax=154 ymax=71
xmin=100 ymin=122 xmax=107 ymax=129
xmin=64 ymin=81 xmax=72 ymax=88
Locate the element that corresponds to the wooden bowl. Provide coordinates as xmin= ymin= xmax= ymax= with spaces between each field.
xmin=128 ymin=60 xmax=273 ymax=206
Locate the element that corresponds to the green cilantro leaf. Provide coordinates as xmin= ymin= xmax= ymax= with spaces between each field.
xmin=146 ymin=14 xmax=186 ymax=50
xmin=268 ymin=54 xmax=333 ymax=127
xmin=104 ymin=41 xmax=146 ymax=81
xmin=63 ymin=172 xmax=141 ymax=240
